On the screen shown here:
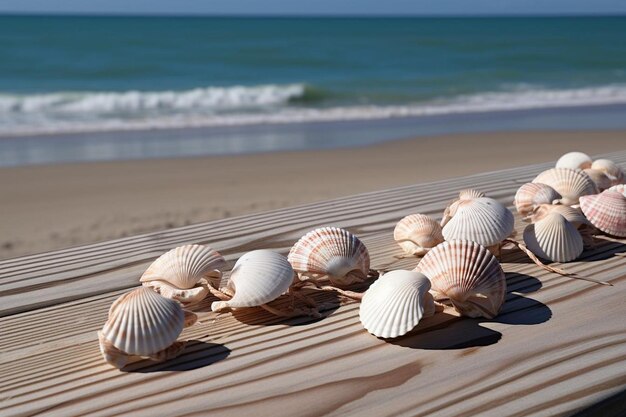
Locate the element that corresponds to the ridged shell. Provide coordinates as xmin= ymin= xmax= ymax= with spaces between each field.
xmin=608 ymin=184 xmax=625 ymax=196
xmin=459 ymin=189 xmax=486 ymax=200
xmin=591 ymin=159 xmax=624 ymax=184
xmin=101 ymin=287 xmax=184 ymax=356
xmin=579 ymin=190 xmax=626 ymax=237
xmin=514 ymin=183 xmax=561 ymax=218
xmin=288 ymin=227 xmax=370 ymax=285
xmin=140 ymin=244 xmax=225 ymax=289
xmin=583 ymin=169 xmax=612 ymax=192
xmin=530 ymin=204 xmax=588 ymax=228
xmin=393 ymin=214 xmax=444 ymax=255
xmin=212 ymin=250 xmax=294 ymax=311
xmin=555 ymin=151 xmax=592 ymax=170
xmin=416 ymin=240 xmax=505 ymax=319
xmin=359 ymin=270 xmax=435 ymax=338
xmin=441 ymin=197 xmax=515 ymax=247
xmin=532 ymin=168 xmax=597 ymax=206
xmin=523 ymin=213 xmax=583 ymax=263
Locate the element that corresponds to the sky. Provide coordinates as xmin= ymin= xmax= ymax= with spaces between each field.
xmin=0 ymin=0 xmax=625 ymax=16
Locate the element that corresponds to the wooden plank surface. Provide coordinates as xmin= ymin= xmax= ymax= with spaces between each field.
xmin=1 ymin=150 xmax=626 ymax=417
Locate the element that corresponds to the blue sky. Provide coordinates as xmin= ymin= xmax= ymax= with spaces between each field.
xmin=1 ymin=0 xmax=625 ymax=15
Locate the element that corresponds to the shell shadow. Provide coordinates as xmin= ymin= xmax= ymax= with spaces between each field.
xmin=389 ymin=286 xmax=551 ymax=350
xmin=230 ymin=290 xmax=343 ymax=327
xmin=505 ymin=272 xmax=542 ymax=294
xmin=571 ymin=387 xmax=626 ymax=417
xmin=122 ymin=341 xmax=231 ymax=373
xmin=578 ymin=239 xmax=626 ymax=262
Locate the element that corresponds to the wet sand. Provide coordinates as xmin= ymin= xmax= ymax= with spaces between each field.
xmin=1 ymin=129 xmax=625 ymax=259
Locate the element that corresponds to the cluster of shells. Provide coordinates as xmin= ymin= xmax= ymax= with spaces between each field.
xmin=99 ymin=151 xmax=625 ymax=367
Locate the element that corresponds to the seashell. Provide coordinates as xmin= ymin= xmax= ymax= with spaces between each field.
xmin=359 ymin=270 xmax=435 ymax=338
xmin=514 ymin=183 xmax=561 ymax=218
xmin=393 ymin=214 xmax=444 ymax=256
xmin=288 ymin=227 xmax=370 ymax=286
xmin=591 ymin=159 xmax=625 ymax=185
xmin=441 ymin=189 xmax=486 ymax=227
xmin=523 ymin=213 xmax=583 ymax=263
xmin=211 ymin=250 xmax=295 ymax=312
xmin=579 ymin=190 xmax=626 ymax=237
xmin=583 ymin=169 xmax=612 ymax=192
xmin=416 ymin=240 xmax=505 ymax=319
xmin=532 ymin=168 xmax=597 ymax=206
xmin=608 ymin=184 xmax=625 ymax=196
xmin=555 ymin=151 xmax=592 ymax=170
xmin=441 ymin=197 xmax=515 ymax=248
xmin=530 ymin=204 xmax=588 ymax=229
xmin=141 ymin=244 xmax=225 ymax=289
xmin=459 ymin=189 xmax=486 ymax=200
xmin=99 ymin=287 xmax=189 ymax=368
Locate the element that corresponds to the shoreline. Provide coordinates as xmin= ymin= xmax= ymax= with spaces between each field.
xmin=2 ymin=129 xmax=625 ymax=260
xmin=2 ymin=104 xmax=626 ymax=167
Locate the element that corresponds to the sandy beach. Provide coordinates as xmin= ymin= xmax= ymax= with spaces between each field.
xmin=1 ymin=129 xmax=625 ymax=260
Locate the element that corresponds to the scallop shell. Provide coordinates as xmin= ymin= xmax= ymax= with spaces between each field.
xmin=393 ymin=214 xmax=444 ymax=256
xmin=459 ymin=189 xmax=486 ymax=200
xmin=140 ymin=244 xmax=225 ymax=289
xmin=514 ymin=183 xmax=561 ymax=218
xmin=530 ymin=204 xmax=588 ymax=229
xmin=591 ymin=159 xmax=624 ymax=185
xmin=532 ymin=168 xmax=597 ymax=206
xmin=583 ymin=169 xmax=612 ymax=192
xmin=441 ymin=197 xmax=515 ymax=248
xmin=555 ymin=151 xmax=592 ymax=170
xmin=608 ymin=184 xmax=625 ymax=196
xmin=523 ymin=213 xmax=583 ymax=263
xmin=579 ymin=190 xmax=626 ymax=237
xmin=211 ymin=250 xmax=295 ymax=311
xmin=359 ymin=270 xmax=435 ymax=338
xmin=416 ymin=240 xmax=505 ymax=319
xmin=288 ymin=227 xmax=370 ymax=286
xmin=100 ymin=287 xmax=185 ymax=357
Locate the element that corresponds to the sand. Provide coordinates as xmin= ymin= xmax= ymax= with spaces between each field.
xmin=1 ymin=129 xmax=625 ymax=260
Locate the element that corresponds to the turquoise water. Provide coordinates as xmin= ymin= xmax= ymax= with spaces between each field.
xmin=1 ymin=15 xmax=626 ymax=136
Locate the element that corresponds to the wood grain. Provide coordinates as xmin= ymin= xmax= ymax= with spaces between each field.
xmin=1 ymin=151 xmax=626 ymax=417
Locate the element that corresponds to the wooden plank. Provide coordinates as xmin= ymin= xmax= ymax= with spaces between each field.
xmin=1 ymin=150 xmax=626 ymax=417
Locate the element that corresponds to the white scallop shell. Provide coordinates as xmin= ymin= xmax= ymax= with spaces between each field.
xmin=211 ymin=250 xmax=295 ymax=311
xmin=583 ymin=169 xmax=612 ymax=192
xmin=288 ymin=227 xmax=370 ymax=286
xmin=523 ymin=213 xmax=583 ymax=263
xmin=514 ymin=183 xmax=561 ymax=218
xmin=530 ymin=204 xmax=588 ymax=229
xmin=393 ymin=214 xmax=444 ymax=256
xmin=608 ymin=184 xmax=625 ymax=196
xmin=140 ymin=244 xmax=225 ymax=289
xmin=359 ymin=270 xmax=435 ymax=339
xmin=591 ymin=159 xmax=624 ymax=184
xmin=101 ymin=287 xmax=185 ymax=356
xmin=441 ymin=197 xmax=515 ymax=248
xmin=416 ymin=240 xmax=505 ymax=319
xmin=555 ymin=151 xmax=592 ymax=170
xmin=532 ymin=168 xmax=597 ymax=206
xmin=579 ymin=190 xmax=626 ymax=237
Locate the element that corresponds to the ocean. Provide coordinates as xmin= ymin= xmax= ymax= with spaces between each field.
xmin=1 ymin=15 xmax=626 ymax=164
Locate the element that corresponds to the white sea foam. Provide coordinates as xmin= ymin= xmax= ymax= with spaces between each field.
xmin=2 ymin=84 xmax=626 ymax=136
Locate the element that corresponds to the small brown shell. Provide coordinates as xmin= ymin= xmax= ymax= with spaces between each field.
xmin=416 ymin=240 xmax=506 ymax=319
xmin=393 ymin=214 xmax=444 ymax=256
